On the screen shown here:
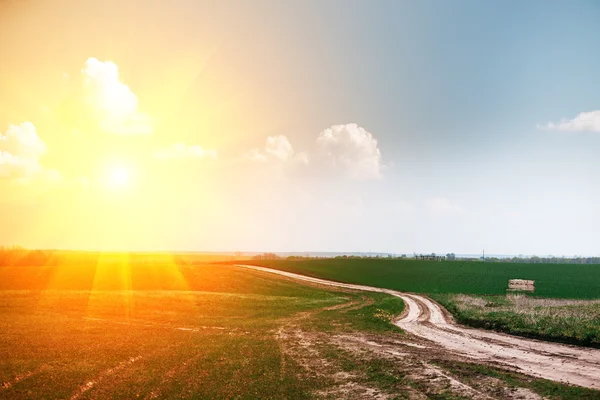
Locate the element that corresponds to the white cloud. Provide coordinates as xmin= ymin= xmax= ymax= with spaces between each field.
xmin=245 ymin=124 xmax=383 ymax=180
xmin=155 ymin=143 xmax=217 ymax=160
xmin=246 ymin=135 xmax=308 ymax=165
xmin=427 ymin=197 xmax=465 ymax=216
xmin=265 ymin=135 xmax=295 ymax=161
xmin=0 ymin=122 xmax=51 ymax=179
xmin=316 ymin=123 xmax=382 ymax=180
xmin=539 ymin=110 xmax=600 ymax=132
xmin=81 ymin=57 xmax=152 ymax=135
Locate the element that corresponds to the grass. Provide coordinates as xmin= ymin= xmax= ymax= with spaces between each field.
xmin=432 ymin=360 xmax=600 ymax=400
xmin=431 ymin=293 xmax=600 ymax=347
xmin=309 ymin=292 xmax=405 ymax=333
xmin=241 ymin=259 xmax=600 ymax=299
xmin=0 ymin=262 xmax=404 ymax=399
xmin=316 ymin=345 xmax=408 ymax=395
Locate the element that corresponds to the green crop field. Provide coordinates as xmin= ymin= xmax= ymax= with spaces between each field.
xmin=244 ymin=259 xmax=600 ymax=299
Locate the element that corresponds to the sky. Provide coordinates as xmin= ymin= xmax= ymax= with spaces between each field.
xmin=1 ymin=0 xmax=599 ymax=255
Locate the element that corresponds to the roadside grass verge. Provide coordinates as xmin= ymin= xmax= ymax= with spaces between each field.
xmin=290 ymin=332 xmax=599 ymax=400
xmin=431 ymin=293 xmax=600 ymax=348
xmin=317 ymin=344 xmax=600 ymax=400
xmin=431 ymin=359 xmax=600 ymax=400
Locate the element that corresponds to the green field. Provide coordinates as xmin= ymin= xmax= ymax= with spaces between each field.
xmin=2 ymin=259 xmax=598 ymax=399
xmin=0 ymin=262 xmax=405 ymax=399
xmin=243 ymin=259 xmax=600 ymax=299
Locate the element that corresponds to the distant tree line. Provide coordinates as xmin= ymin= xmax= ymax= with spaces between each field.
xmin=0 ymin=246 xmax=54 ymax=266
xmin=251 ymin=253 xmax=282 ymax=261
xmin=3 ymin=248 xmax=600 ymax=266
xmin=0 ymin=247 xmax=191 ymax=266
xmin=251 ymin=252 xmax=600 ymax=265
xmin=249 ymin=252 xmax=600 ymax=264
xmin=481 ymin=255 xmax=600 ymax=264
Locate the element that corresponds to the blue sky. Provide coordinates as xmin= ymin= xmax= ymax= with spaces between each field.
xmin=1 ymin=0 xmax=599 ymax=255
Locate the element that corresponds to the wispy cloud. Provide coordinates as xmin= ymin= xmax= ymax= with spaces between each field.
xmin=538 ymin=110 xmax=600 ymax=132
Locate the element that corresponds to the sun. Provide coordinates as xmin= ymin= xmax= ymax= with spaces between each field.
xmin=105 ymin=164 xmax=132 ymax=189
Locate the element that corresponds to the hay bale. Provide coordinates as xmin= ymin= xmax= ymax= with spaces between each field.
xmin=507 ymin=279 xmax=535 ymax=292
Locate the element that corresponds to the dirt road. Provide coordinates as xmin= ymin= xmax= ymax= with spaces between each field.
xmin=236 ymin=264 xmax=600 ymax=390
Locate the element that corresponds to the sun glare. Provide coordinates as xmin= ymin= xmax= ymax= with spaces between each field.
xmin=105 ymin=164 xmax=132 ymax=189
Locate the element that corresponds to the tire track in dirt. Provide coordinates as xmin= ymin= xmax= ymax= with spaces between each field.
xmin=1 ymin=367 xmax=48 ymax=391
xmin=235 ymin=264 xmax=600 ymax=390
xmin=276 ymin=322 xmax=395 ymax=399
xmin=329 ymin=333 xmax=506 ymax=399
xmin=83 ymin=317 xmax=230 ymax=333
xmin=274 ymin=294 xmax=398 ymax=398
xmin=70 ymin=356 xmax=143 ymax=400
xmin=143 ymin=352 xmax=210 ymax=400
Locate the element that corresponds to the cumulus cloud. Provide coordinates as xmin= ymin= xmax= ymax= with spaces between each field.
xmin=245 ymin=124 xmax=383 ymax=180
xmin=0 ymin=122 xmax=50 ymax=179
xmin=316 ymin=123 xmax=382 ymax=180
xmin=155 ymin=143 xmax=217 ymax=160
xmin=265 ymin=135 xmax=295 ymax=161
xmin=246 ymin=135 xmax=308 ymax=165
xmin=427 ymin=197 xmax=465 ymax=216
xmin=539 ymin=110 xmax=600 ymax=132
xmin=81 ymin=57 xmax=152 ymax=135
